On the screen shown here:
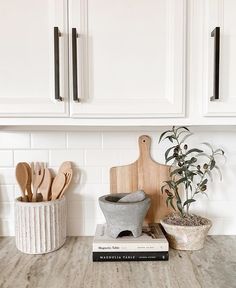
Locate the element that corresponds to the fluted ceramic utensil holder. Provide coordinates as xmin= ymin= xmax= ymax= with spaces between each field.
xmin=15 ymin=197 xmax=67 ymax=254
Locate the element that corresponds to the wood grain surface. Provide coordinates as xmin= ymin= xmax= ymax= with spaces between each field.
xmin=110 ymin=135 xmax=173 ymax=223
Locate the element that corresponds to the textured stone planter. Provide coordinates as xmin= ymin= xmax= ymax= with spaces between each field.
xmin=99 ymin=193 xmax=151 ymax=238
xmin=15 ymin=197 xmax=67 ymax=254
xmin=160 ymin=218 xmax=212 ymax=250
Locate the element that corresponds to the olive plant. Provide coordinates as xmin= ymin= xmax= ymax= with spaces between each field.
xmin=159 ymin=126 xmax=225 ymax=216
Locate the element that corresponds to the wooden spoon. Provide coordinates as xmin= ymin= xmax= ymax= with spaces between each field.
xmin=51 ymin=172 xmax=66 ymax=200
xmin=59 ymin=161 xmax=72 ymax=174
xmin=15 ymin=163 xmax=28 ymax=202
xmin=22 ymin=162 xmax=32 ymax=201
xmin=39 ymin=168 xmax=52 ymax=201
xmin=59 ymin=168 xmax=73 ymax=199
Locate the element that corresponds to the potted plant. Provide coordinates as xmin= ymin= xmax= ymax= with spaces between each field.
xmin=159 ymin=126 xmax=225 ymax=250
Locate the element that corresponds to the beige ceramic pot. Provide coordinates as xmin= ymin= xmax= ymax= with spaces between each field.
xmin=15 ymin=196 xmax=67 ymax=254
xmin=160 ymin=217 xmax=212 ymax=251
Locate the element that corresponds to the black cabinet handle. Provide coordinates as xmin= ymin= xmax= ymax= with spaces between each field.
xmin=210 ymin=27 xmax=220 ymax=101
xmin=54 ymin=27 xmax=63 ymax=101
xmin=72 ymin=28 xmax=80 ymax=102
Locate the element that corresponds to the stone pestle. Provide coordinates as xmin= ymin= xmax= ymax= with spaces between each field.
xmin=118 ymin=190 xmax=146 ymax=203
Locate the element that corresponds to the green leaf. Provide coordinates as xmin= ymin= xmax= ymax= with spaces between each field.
xmin=200 ymin=179 xmax=208 ymax=186
xmin=176 ymin=126 xmax=190 ymax=133
xmin=215 ymin=165 xmax=223 ymax=181
xmin=185 ymin=148 xmax=203 ymax=155
xmin=175 ymin=177 xmax=188 ymax=186
xmin=161 ymin=185 xmax=166 ymax=194
xmin=210 ymin=159 xmax=216 ymax=170
xmin=166 ymin=155 xmax=176 ymax=163
xmin=183 ymin=199 xmax=196 ymax=206
xmin=165 ymin=146 xmax=176 ymax=161
xmin=201 ymin=142 xmax=214 ymax=153
xmin=176 ymin=201 xmax=183 ymax=213
xmin=176 ymin=130 xmax=190 ymax=139
xmin=158 ymin=130 xmax=172 ymax=143
xmin=164 ymin=135 xmax=175 ymax=143
xmin=205 ymin=170 xmax=213 ymax=181
xmin=169 ymin=198 xmax=176 ymax=211
xmin=214 ymin=148 xmax=225 ymax=155
xmin=170 ymin=167 xmax=185 ymax=177
xmin=164 ymin=180 xmax=176 ymax=189
xmin=179 ymin=133 xmax=193 ymax=145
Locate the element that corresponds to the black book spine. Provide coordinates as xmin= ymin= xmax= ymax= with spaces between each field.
xmin=93 ymin=251 xmax=169 ymax=262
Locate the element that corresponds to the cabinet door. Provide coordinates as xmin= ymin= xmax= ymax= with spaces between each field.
xmin=0 ymin=0 xmax=68 ymax=117
xmin=70 ymin=0 xmax=186 ymax=118
xmin=203 ymin=0 xmax=236 ymax=116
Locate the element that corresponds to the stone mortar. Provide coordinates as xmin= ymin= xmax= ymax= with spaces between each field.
xmin=99 ymin=193 xmax=151 ymax=238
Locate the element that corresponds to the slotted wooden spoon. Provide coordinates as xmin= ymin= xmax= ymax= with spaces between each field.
xmin=59 ymin=161 xmax=72 ymax=174
xmin=59 ymin=168 xmax=73 ymax=199
xmin=15 ymin=163 xmax=28 ymax=202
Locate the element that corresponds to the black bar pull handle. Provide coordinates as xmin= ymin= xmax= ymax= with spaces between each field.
xmin=54 ymin=27 xmax=63 ymax=101
xmin=72 ymin=28 xmax=80 ymax=102
xmin=210 ymin=27 xmax=220 ymax=101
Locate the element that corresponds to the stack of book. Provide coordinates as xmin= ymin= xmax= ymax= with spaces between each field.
xmin=93 ymin=223 xmax=169 ymax=262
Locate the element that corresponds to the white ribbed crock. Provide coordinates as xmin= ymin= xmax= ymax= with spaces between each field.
xmin=15 ymin=197 xmax=67 ymax=254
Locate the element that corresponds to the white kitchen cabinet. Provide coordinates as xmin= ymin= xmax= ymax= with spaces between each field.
xmin=202 ymin=0 xmax=236 ymax=116
xmin=0 ymin=0 xmax=68 ymax=117
xmin=70 ymin=0 xmax=186 ymax=118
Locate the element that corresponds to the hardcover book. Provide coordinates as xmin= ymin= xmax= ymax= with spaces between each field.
xmin=93 ymin=223 xmax=168 ymax=253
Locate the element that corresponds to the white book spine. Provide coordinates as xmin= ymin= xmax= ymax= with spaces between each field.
xmin=93 ymin=242 xmax=168 ymax=252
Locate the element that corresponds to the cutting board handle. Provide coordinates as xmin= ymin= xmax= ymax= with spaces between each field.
xmin=138 ymin=135 xmax=152 ymax=160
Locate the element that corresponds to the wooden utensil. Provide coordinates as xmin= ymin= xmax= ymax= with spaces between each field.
xmin=110 ymin=135 xmax=172 ymax=223
xmin=22 ymin=162 xmax=33 ymax=201
xmin=15 ymin=163 xmax=28 ymax=202
xmin=51 ymin=172 xmax=66 ymax=200
xmin=31 ymin=162 xmax=45 ymax=202
xmin=39 ymin=168 xmax=52 ymax=201
xmin=59 ymin=161 xmax=72 ymax=174
xmin=59 ymin=168 xmax=73 ymax=199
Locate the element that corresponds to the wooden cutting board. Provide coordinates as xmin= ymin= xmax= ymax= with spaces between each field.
xmin=110 ymin=135 xmax=172 ymax=223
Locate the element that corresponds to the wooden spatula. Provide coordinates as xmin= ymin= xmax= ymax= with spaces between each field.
xmin=15 ymin=163 xmax=28 ymax=202
xmin=59 ymin=168 xmax=73 ymax=199
xmin=22 ymin=162 xmax=32 ymax=201
xmin=51 ymin=172 xmax=66 ymax=200
xmin=31 ymin=162 xmax=45 ymax=202
xmin=39 ymin=168 xmax=52 ymax=201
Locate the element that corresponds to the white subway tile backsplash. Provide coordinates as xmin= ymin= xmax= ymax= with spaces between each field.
xmin=67 ymin=218 xmax=84 ymax=236
xmin=0 ymin=185 xmax=14 ymax=202
xmin=119 ymin=149 xmax=139 ymax=165
xmin=0 ymin=168 xmax=15 ymax=185
xmin=67 ymin=200 xmax=83 ymax=219
xmin=0 ymin=202 xmax=14 ymax=218
xmin=103 ymin=132 xmax=141 ymax=149
xmin=0 ymin=219 xmax=14 ymax=236
xmin=49 ymin=150 xmax=84 ymax=167
xmin=0 ymin=151 xmax=13 ymax=167
xmin=79 ymin=166 xmax=102 ymax=184
xmin=14 ymin=150 xmax=49 ymax=164
xmin=0 ymin=129 xmax=234 ymax=236
xmin=0 ymin=132 xmax=30 ymax=149
xmin=85 ymin=150 xmax=120 ymax=166
xmin=31 ymin=132 xmax=66 ymax=149
xmin=67 ymin=132 xmax=102 ymax=149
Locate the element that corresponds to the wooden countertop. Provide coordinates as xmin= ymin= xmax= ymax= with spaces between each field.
xmin=0 ymin=236 xmax=235 ymax=288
